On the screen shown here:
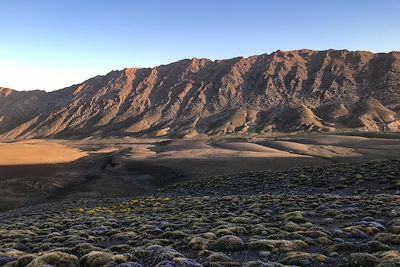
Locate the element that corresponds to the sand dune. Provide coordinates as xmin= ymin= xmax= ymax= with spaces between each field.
xmin=280 ymin=135 xmax=368 ymax=145
xmin=0 ymin=140 xmax=87 ymax=166
xmin=261 ymin=140 xmax=359 ymax=158
xmin=1 ymin=134 xmax=400 ymax=211
xmin=136 ymin=140 xmax=308 ymax=159
xmin=212 ymin=142 xmax=290 ymax=153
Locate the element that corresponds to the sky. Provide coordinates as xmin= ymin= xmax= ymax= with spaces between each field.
xmin=0 ymin=0 xmax=399 ymax=91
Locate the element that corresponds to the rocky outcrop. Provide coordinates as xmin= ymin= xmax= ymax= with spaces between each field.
xmin=1 ymin=49 xmax=400 ymax=139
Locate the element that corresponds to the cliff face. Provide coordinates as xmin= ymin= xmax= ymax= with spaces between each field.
xmin=1 ymin=49 xmax=400 ymax=139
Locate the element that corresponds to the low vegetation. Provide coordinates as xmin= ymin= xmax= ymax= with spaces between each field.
xmin=0 ymin=160 xmax=399 ymax=266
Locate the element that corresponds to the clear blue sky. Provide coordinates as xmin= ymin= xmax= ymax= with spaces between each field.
xmin=0 ymin=0 xmax=399 ymax=91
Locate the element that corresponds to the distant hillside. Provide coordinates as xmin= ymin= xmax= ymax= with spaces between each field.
xmin=1 ymin=49 xmax=400 ymax=139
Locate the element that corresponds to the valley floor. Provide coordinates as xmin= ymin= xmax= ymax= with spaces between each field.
xmin=1 ymin=133 xmax=400 ymax=211
xmin=0 ymin=134 xmax=399 ymax=266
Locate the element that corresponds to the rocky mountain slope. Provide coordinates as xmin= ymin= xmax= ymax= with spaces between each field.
xmin=1 ymin=49 xmax=400 ymax=139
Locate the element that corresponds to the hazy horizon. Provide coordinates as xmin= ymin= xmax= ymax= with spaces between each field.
xmin=1 ymin=0 xmax=399 ymax=91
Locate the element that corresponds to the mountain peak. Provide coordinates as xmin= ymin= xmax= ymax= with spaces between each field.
xmin=1 ymin=49 xmax=400 ymax=139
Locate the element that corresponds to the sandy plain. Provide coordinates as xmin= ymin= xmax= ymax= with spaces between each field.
xmin=1 ymin=133 xmax=400 ymax=211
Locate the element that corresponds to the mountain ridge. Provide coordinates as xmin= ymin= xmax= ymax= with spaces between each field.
xmin=1 ymin=49 xmax=400 ymax=139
